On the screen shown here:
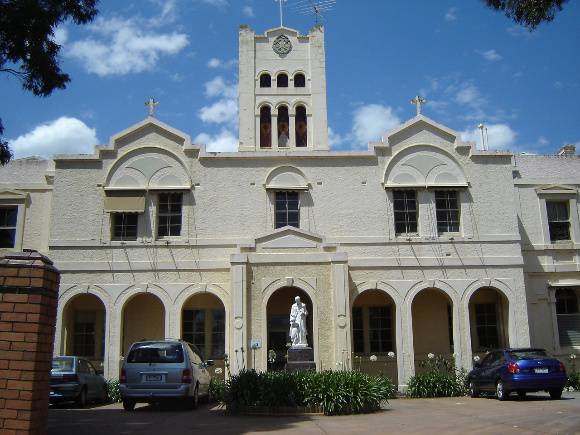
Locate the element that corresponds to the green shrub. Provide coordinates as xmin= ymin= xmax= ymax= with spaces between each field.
xmin=106 ymin=379 xmax=122 ymax=403
xmin=406 ymin=355 xmax=468 ymax=398
xmin=567 ymin=372 xmax=580 ymax=391
xmin=222 ymin=370 xmax=393 ymax=415
xmin=208 ymin=378 xmax=227 ymax=403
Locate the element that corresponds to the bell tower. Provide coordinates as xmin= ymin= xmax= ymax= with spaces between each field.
xmin=238 ymin=25 xmax=329 ymax=152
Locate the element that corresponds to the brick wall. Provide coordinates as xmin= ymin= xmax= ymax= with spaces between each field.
xmin=0 ymin=251 xmax=60 ymax=435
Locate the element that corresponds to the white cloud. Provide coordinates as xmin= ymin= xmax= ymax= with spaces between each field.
xmin=461 ymin=123 xmax=517 ymax=151
xmin=352 ymin=104 xmax=400 ymax=146
xmin=66 ymin=17 xmax=189 ymax=76
xmin=507 ymin=25 xmax=534 ymax=39
xmin=204 ymin=76 xmax=237 ymax=99
xmin=202 ymin=0 xmax=228 ymax=7
xmin=242 ymin=5 xmax=255 ymax=17
xmin=328 ymin=127 xmax=344 ymax=148
xmin=199 ymin=99 xmax=238 ymax=125
xmin=455 ymin=83 xmax=486 ymax=108
xmin=207 ymin=57 xmax=238 ymax=69
xmin=52 ymin=27 xmax=68 ymax=46
xmin=10 ymin=117 xmax=99 ymax=159
xmin=479 ymin=49 xmax=502 ymax=62
xmin=445 ymin=8 xmax=457 ymax=22
xmin=194 ymin=129 xmax=238 ymax=152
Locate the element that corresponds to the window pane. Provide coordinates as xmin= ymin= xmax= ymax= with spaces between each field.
xmin=435 ymin=191 xmax=460 ymax=233
xmin=0 ymin=229 xmax=15 ymax=248
xmin=475 ymin=304 xmax=499 ymax=350
xmin=352 ymin=307 xmax=364 ymax=353
xmin=0 ymin=207 xmax=17 ymax=227
xmin=158 ymin=193 xmax=182 ymax=237
xmin=275 ymin=191 xmax=299 ymax=229
xmin=393 ymin=190 xmax=418 ymax=234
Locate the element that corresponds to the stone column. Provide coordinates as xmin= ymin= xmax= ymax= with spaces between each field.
xmin=0 ymin=250 xmax=60 ymax=435
xmin=331 ymin=253 xmax=349 ymax=370
xmin=230 ymin=254 xmax=248 ymax=374
xmin=289 ymin=113 xmax=296 ymax=148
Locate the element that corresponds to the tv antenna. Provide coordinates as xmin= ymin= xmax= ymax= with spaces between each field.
xmin=478 ymin=123 xmax=489 ymax=151
xmin=293 ymin=0 xmax=336 ymax=24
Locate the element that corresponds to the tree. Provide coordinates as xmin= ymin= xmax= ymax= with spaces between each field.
xmin=484 ymin=0 xmax=569 ymax=30
xmin=0 ymin=0 xmax=99 ymax=164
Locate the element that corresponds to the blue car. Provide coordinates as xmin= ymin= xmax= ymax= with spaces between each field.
xmin=50 ymin=356 xmax=108 ymax=407
xmin=467 ymin=348 xmax=567 ymax=400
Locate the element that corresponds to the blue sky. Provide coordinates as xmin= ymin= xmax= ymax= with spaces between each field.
xmin=2 ymin=0 xmax=579 ymax=158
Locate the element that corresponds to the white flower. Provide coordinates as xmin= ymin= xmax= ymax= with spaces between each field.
xmin=473 ymin=355 xmax=481 ymax=362
xmin=214 ymin=368 xmax=223 ymax=374
xmin=387 ymin=351 xmax=395 ymax=358
xmin=571 ymin=354 xmax=577 ymax=360
xmin=427 ymin=353 xmax=435 ymax=359
xmin=370 ymin=355 xmax=378 ymax=362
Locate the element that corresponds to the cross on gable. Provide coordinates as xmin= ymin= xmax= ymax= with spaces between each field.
xmin=145 ymin=98 xmax=159 ymax=117
xmin=410 ymin=95 xmax=426 ymax=116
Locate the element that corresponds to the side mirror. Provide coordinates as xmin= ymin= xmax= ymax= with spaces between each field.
xmin=206 ymin=360 xmax=215 ymax=367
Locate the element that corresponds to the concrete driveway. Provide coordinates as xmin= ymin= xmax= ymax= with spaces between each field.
xmin=48 ymin=391 xmax=580 ymax=435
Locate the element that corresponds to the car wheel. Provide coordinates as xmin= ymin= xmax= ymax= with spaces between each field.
xmin=76 ymin=388 xmax=87 ymax=408
xmin=549 ymin=389 xmax=563 ymax=400
xmin=496 ymin=380 xmax=509 ymax=401
xmin=469 ymin=380 xmax=480 ymax=398
xmin=122 ymin=399 xmax=136 ymax=411
xmin=517 ymin=391 xmax=526 ymax=400
xmin=191 ymin=384 xmax=199 ymax=410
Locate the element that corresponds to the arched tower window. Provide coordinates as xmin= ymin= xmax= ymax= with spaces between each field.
xmin=260 ymin=73 xmax=271 ymax=88
xmin=295 ymin=105 xmax=307 ymax=147
xmin=294 ymin=73 xmax=306 ymax=88
xmin=277 ymin=73 xmax=288 ymax=88
xmin=260 ymin=106 xmax=272 ymax=148
xmin=277 ymin=106 xmax=289 ymax=147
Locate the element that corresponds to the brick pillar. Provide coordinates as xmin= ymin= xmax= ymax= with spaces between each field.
xmin=0 ymin=250 xmax=60 ymax=435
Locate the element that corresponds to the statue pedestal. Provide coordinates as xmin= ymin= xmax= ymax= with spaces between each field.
xmin=286 ymin=346 xmax=316 ymax=372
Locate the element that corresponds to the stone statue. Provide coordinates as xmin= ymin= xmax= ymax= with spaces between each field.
xmin=289 ymin=296 xmax=308 ymax=347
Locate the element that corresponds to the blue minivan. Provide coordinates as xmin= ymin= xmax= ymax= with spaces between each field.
xmin=119 ymin=340 xmax=212 ymax=411
xmin=467 ymin=348 xmax=567 ymax=400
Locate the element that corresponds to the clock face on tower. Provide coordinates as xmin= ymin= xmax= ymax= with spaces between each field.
xmin=272 ymin=35 xmax=292 ymax=56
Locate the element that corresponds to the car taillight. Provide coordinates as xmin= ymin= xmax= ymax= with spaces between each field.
xmin=558 ymin=362 xmax=566 ymax=372
xmin=182 ymin=368 xmax=192 ymax=384
xmin=508 ymin=362 xmax=520 ymax=374
xmin=120 ymin=368 xmax=127 ymax=384
xmin=61 ymin=374 xmax=79 ymax=383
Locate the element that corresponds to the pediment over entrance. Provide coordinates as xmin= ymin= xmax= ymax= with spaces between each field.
xmin=253 ymin=226 xmax=325 ymax=250
xmin=535 ymin=184 xmax=578 ymax=195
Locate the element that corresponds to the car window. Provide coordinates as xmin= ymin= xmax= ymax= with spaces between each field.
xmin=127 ymin=342 xmax=184 ymax=363
xmin=480 ymin=353 xmax=494 ymax=367
xmin=52 ymin=357 xmax=75 ymax=372
xmin=508 ymin=350 xmax=548 ymax=360
xmin=86 ymin=361 xmax=97 ymax=375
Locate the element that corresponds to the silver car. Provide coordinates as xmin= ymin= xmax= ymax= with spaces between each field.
xmin=119 ymin=340 xmax=212 ymax=411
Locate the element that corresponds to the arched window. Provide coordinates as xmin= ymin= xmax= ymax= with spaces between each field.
xmin=294 ymin=73 xmax=306 ymax=88
xmin=260 ymin=73 xmax=271 ymax=88
xmin=260 ymin=106 xmax=272 ymax=148
xmin=295 ymin=105 xmax=307 ymax=147
xmin=277 ymin=73 xmax=288 ymax=88
xmin=277 ymin=105 xmax=289 ymax=147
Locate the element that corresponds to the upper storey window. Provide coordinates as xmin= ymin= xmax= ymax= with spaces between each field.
xmin=547 ymin=201 xmax=570 ymax=242
xmin=393 ymin=190 xmax=418 ymax=235
xmin=277 ymin=73 xmax=288 ymax=88
xmin=294 ymin=73 xmax=305 ymax=87
xmin=275 ymin=191 xmax=299 ymax=228
xmin=158 ymin=193 xmax=183 ymax=237
xmin=0 ymin=206 xmax=17 ymax=248
xmin=111 ymin=213 xmax=138 ymax=241
xmin=260 ymin=106 xmax=272 ymax=148
xmin=435 ymin=191 xmax=460 ymax=233
xmin=260 ymin=73 xmax=271 ymax=88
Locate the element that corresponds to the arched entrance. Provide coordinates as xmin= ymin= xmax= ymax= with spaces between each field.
xmin=61 ymin=294 xmax=106 ymax=372
xmin=121 ymin=293 xmax=165 ymax=356
xmin=266 ymin=287 xmax=313 ymax=370
xmin=412 ymin=288 xmax=454 ymax=374
xmin=469 ymin=287 xmax=509 ymax=357
xmin=351 ymin=290 xmax=397 ymax=384
xmin=181 ymin=292 xmax=226 ymax=380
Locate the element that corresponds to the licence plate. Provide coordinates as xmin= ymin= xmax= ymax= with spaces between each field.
xmin=534 ymin=368 xmax=548 ymax=374
xmin=145 ymin=374 xmax=162 ymax=382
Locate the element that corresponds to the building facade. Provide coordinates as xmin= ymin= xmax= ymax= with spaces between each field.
xmin=1 ymin=25 xmax=578 ymax=388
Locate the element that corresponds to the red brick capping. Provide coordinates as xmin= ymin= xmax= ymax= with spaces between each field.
xmin=0 ymin=250 xmax=60 ymax=435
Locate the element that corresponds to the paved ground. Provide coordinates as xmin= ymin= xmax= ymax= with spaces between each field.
xmin=48 ymin=391 xmax=580 ymax=435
